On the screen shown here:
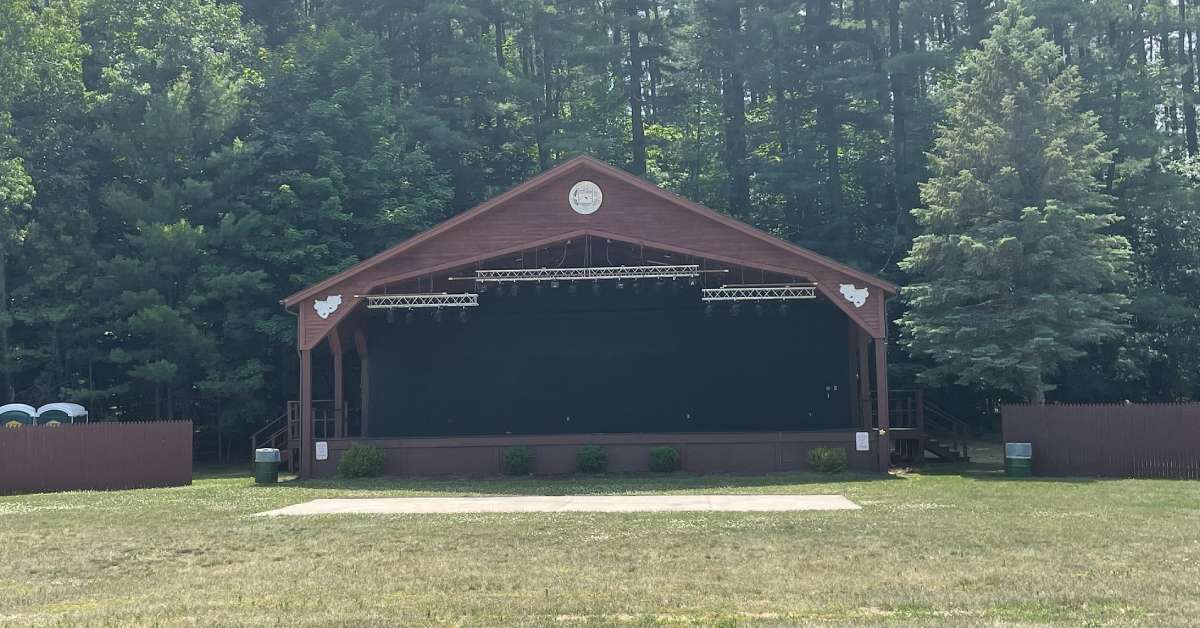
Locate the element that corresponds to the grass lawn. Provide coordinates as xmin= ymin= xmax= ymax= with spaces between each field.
xmin=3 ymin=445 xmax=1199 ymax=626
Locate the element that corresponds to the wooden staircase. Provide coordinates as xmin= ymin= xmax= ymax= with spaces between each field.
xmin=250 ymin=407 xmax=298 ymax=472
xmin=876 ymin=389 xmax=971 ymax=464
xmin=249 ymin=400 xmax=346 ymax=472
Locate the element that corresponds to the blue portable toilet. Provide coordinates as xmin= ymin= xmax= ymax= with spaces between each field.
xmin=35 ymin=403 xmax=88 ymax=424
xmin=0 ymin=403 xmax=37 ymax=426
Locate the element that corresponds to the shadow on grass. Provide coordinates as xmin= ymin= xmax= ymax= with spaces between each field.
xmin=193 ymin=463 xmax=254 ymax=481
xmin=916 ymin=440 xmax=1147 ymax=484
xmin=913 ymin=461 xmax=1112 ymax=484
xmin=959 ymin=469 xmax=1197 ymax=484
xmin=272 ymin=470 xmax=901 ymax=495
xmin=209 ymin=460 xmax=1144 ymax=491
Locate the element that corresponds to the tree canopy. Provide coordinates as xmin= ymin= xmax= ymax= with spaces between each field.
xmin=2 ymin=0 xmax=1200 ymax=453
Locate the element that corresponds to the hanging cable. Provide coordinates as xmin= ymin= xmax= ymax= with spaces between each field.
xmin=554 ymin=241 xmax=569 ymax=268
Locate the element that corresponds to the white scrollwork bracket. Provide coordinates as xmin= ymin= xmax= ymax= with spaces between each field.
xmin=313 ymin=294 xmax=343 ymax=319
xmin=838 ymin=284 xmax=868 ymax=308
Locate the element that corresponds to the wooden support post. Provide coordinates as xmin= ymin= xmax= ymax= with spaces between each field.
xmin=874 ymin=338 xmax=890 ymax=472
xmin=329 ymin=328 xmax=344 ymax=438
xmin=354 ymin=328 xmax=370 ymax=437
xmin=857 ymin=329 xmax=871 ymax=430
xmin=299 ymin=348 xmax=313 ymax=479
xmin=847 ymin=325 xmax=859 ymax=426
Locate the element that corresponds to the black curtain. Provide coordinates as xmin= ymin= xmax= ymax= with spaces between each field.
xmin=368 ymin=284 xmax=853 ymax=436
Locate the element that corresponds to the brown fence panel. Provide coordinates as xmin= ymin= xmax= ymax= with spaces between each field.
xmin=1001 ymin=404 xmax=1200 ymax=478
xmin=0 ymin=421 xmax=192 ymax=495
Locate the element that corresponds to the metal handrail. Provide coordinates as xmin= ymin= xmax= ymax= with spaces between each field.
xmin=250 ymin=411 xmax=288 ymax=452
xmin=922 ymin=401 xmax=970 ymax=459
xmin=250 ymin=400 xmax=347 ymax=472
xmin=870 ymin=391 xmax=971 ymax=460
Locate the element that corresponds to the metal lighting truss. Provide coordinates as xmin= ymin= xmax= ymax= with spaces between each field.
xmin=474 ymin=264 xmax=702 ymax=283
xmin=700 ymin=284 xmax=817 ymax=302
xmin=361 ymin=293 xmax=479 ymax=309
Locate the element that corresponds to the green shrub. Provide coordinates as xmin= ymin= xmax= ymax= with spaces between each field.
xmin=337 ymin=444 xmax=385 ymax=478
xmin=575 ymin=445 xmax=607 ymax=473
xmin=503 ymin=445 xmax=535 ymax=476
xmin=648 ymin=446 xmax=681 ymax=473
xmin=807 ymin=447 xmax=848 ymax=473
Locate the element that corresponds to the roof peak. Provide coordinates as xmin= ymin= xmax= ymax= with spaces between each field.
xmin=283 ymin=155 xmax=895 ymax=307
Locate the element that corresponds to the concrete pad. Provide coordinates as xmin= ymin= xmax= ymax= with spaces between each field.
xmin=257 ymin=494 xmax=860 ymax=516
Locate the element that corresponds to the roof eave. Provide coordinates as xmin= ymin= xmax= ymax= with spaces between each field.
xmin=282 ymin=154 xmax=899 ymax=306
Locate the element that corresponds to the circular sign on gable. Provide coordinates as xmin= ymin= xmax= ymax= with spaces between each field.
xmin=569 ymin=181 xmax=603 ymax=215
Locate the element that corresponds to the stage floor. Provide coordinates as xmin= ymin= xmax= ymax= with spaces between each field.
xmin=258 ymin=494 xmax=861 ymax=515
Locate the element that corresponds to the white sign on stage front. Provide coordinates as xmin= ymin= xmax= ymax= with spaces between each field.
xmin=855 ymin=432 xmax=870 ymax=452
xmin=315 ymin=441 xmax=328 ymax=461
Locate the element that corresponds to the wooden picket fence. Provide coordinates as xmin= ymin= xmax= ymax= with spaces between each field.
xmin=1002 ymin=404 xmax=1200 ymax=478
xmin=0 ymin=420 xmax=192 ymax=494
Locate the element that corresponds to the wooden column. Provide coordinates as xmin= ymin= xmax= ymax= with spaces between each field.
xmin=329 ymin=328 xmax=344 ymax=438
xmin=354 ymin=328 xmax=370 ymax=437
xmin=847 ymin=325 xmax=859 ymax=426
xmin=874 ymin=338 xmax=890 ymax=472
xmin=299 ymin=348 xmax=313 ymax=478
xmin=857 ymin=329 xmax=871 ymax=430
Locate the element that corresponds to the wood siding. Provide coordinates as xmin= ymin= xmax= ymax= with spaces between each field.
xmin=310 ymin=431 xmax=879 ymax=476
xmin=1002 ymin=403 xmax=1200 ymax=478
xmin=295 ymin=159 xmax=893 ymax=349
xmin=0 ymin=421 xmax=193 ymax=495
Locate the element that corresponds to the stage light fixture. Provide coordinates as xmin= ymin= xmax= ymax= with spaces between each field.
xmin=700 ymin=285 xmax=817 ymax=302
xmin=755 ymin=303 xmax=765 ymax=317
xmin=632 ymin=281 xmax=640 ymax=294
xmin=458 ymin=309 xmax=468 ymax=323
xmin=386 ymin=309 xmax=395 ymax=324
xmin=568 ymin=282 xmax=578 ymax=295
xmin=363 ymin=293 xmax=479 ymax=309
xmin=496 ymin=283 xmax=506 ymax=297
xmin=705 ymin=303 xmax=715 ymax=317
xmin=550 ymin=279 xmax=560 ymax=289
xmin=474 ymin=264 xmax=701 ymax=283
xmin=477 ymin=283 xmax=488 ymax=293
xmin=689 ymin=277 xmax=697 ymax=286
xmin=616 ymin=280 xmax=625 ymax=290
xmin=730 ymin=303 xmax=741 ymax=317
xmin=535 ymin=283 xmax=543 ymax=295
xmin=779 ymin=302 xmax=790 ymax=315
xmin=510 ymin=283 xmax=519 ymax=297
xmin=592 ymin=281 xmax=601 ymax=295
xmin=433 ymin=309 xmax=443 ymax=323
xmin=405 ymin=310 xmax=415 ymax=324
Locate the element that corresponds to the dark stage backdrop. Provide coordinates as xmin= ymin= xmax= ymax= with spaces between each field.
xmin=368 ymin=285 xmax=853 ymax=436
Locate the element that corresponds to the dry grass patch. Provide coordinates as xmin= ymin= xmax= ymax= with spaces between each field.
xmin=1 ymin=463 xmax=1197 ymax=626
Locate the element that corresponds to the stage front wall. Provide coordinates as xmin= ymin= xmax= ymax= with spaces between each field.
xmin=368 ymin=286 xmax=853 ymax=437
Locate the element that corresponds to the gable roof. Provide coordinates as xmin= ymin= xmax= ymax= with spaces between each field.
xmin=283 ymin=155 xmax=896 ymax=308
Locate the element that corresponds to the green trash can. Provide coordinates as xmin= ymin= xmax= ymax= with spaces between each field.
xmin=1004 ymin=442 xmax=1033 ymax=477
xmin=254 ymin=448 xmax=280 ymax=484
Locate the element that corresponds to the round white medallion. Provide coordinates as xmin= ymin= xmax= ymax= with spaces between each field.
xmin=569 ymin=180 xmax=603 ymax=215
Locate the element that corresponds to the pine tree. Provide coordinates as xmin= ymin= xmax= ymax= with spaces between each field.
xmin=898 ymin=4 xmax=1131 ymax=403
xmin=253 ymin=21 xmax=452 ymax=283
xmin=0 ymin=0 xmax=91 ymax=405
xmin=78 ymin=0 xmax=259 ymax=423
